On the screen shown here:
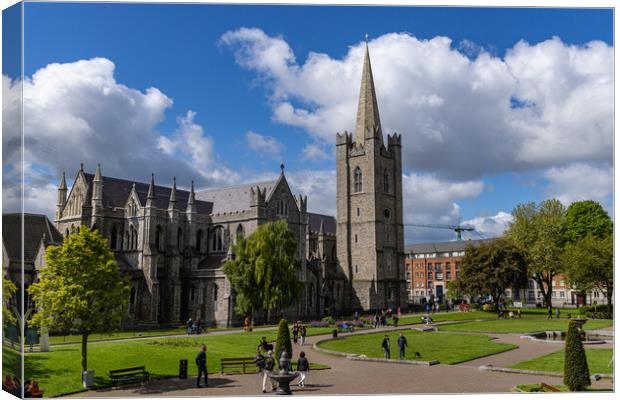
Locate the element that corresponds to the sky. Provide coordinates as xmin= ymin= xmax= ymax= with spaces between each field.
xmin=2 ymin=2 xmax=614 ymax=243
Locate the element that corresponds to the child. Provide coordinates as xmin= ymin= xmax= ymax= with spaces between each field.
xmin=297 ymin=351 xmax=310 ymax=387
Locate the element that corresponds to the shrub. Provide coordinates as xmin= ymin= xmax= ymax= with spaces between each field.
xmin=585 ymin=311 xmax=612 ymax=320
xmin=563 ymin=320 xmax=591 ymax=391
xmin=482 ymin=304 xmax=494 ymax=311
xmin=321 ymin=316 xmax=336 ymax=326
xmin=275 ymin=319 xmax=292 ymax=363
xmin=579 ymin=304 xmax=612 ymax=316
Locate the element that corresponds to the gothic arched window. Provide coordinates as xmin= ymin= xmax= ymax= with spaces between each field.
xmin=384 ymin=169 xmax=390 ymax=193
xmin=235 ymin=224 xmax=244 ymax=242
xmin=155 ymin=225 xmax=163 ymax=251
xmin=354 ymin=167 xmax=362 ymax=192
xmin=110 ymin=226 xmax=118 ymax=250
xmin=177 ymin=227 xmax=183 ymax=249
xmin=210 ymin=226 xmax=225 ymax=253
xmin=196 ymin=230 xmax=203 ymax=252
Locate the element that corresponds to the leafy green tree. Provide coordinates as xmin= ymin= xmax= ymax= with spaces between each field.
xmin=506 ymin=199 xmax=566 ymax=312
xmin=456 ymin=238 xmax=528 ymax=310
xmin=275 ymin=318 xmax=293 ymax=363
xmin=223 ymin=220 xmax=303 ymax=323
xmin=28 ymin=226 xmax=130 ymax=372
xmin=563 ymin=320 xmax=591 ymax=391
xmin=564 ymin=200 xmax=612 ymax=245
xmin=563 ymin=235 xmax=613 ymax=311
xmin=2 ymin=272 xmax=17 ymax=326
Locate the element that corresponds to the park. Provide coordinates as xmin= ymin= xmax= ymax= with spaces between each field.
xmin=2 ymin=308 xmax=614 ymax=396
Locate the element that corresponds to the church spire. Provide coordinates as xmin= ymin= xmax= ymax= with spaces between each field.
xmin=169 ymin=177 xmax=177 ymax=206
xmin=354 ymin=38 xmax=383 ymax=145
xmin=147 ymin=174 xmax=156 ymax=199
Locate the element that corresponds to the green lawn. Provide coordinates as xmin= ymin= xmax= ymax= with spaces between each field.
xmin=438 ymin=318 xmax=613 ymax=334
xmin=510 ymin=348 xmax=613 ymax=375
xmin=317 ymin=330 xmax=517 ymax=365
xmin=24 ymin=330 xmax=328 ymax=397
xmin=395 ymin=310 xmax=500 ymax=326
xmin=516 ymin=383 xmax=611 ymax=392
xmin=2 ymin=346 xmax=21 ymax=380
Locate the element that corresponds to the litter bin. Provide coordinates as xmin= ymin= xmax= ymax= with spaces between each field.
xmin=82 ymin=370 xmax=95 ymax=388
xmin=179 ymin=359 xmax=188 ymax=379
xmin=332 ymin=329 xmax=338 ymax=338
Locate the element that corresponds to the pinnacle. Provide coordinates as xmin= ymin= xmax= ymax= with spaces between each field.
xmin=354 ymin=41 xmax=383 ymax=145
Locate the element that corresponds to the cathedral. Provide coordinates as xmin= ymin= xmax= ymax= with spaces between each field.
xmin=50 ymin=42 xmax=407 ymax=327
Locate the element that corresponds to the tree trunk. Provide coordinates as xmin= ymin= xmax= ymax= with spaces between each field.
xmin=605 ymin=282 xmax=613 ymax=313
xmin=81 ymin=333 xmax=89 ymax=372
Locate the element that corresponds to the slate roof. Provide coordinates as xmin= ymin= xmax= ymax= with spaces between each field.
xmin=82 ymin=173 xmax=212 ymax=214
xmin=308 ymin=213 xmax=336 ymax=234
xmin=404 ymin=238 xmax=495 ymax=255
xmin=195 ymin=180 xmax=278 ymax=214
xmin=2 ymin=213 xmax=63 ymax=264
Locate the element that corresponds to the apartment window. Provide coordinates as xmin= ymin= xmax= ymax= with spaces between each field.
xmin=355 ymin=234 xmax=358 ymax=243
xmin=427 ymin=272 xmax=432 ymax=280
xmin=560 ymin=291 xmax=565 ymax=298
xmin=357 ymin=208 xmax=360 ymax=216
xmin=435 ymin=272 xmax=443 ymax=280
xmin=446 ymin=272 xmax=452 ymax=280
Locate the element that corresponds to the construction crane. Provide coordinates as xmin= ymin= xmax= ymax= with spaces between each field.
xmin=406 ymin=223 xmax=475 ymax=241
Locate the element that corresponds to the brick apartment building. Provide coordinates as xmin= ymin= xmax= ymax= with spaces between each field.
xmin=405 ymin=239 xmax=608 ymax=307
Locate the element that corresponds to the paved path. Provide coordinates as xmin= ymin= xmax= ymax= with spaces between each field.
xmin=69 ymin=322 xmax=613 ymax=397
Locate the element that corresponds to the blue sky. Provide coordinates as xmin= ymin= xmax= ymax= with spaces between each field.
xmin=2 ymin=2 xmax=614 ymax=242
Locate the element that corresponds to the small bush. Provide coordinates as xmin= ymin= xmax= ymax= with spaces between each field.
xmin=585 ymin=311 xmax=612 ymax=320
xmin=321 ymin=316 xmax=336 ymax=325
xmin=563 ymin=320 xmax=591 ymax=391
xmin=482 ymin=304 xmax=493 ymax=311
xmin=275 ymin=319 xmax=292 ymax=362
xmin=579 ymin=304 xmax=612 ymax=317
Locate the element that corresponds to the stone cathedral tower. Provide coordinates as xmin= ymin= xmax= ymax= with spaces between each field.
xmin=336 ymin=41 xmax=407 ymax=311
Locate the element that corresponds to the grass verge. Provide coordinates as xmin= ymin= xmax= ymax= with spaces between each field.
xmin=317 ymin=329 xmax=516 ymax=365
xmin=438 ymin=318 xmax=613 ymax=334
xmin=509 ymin=348 xmax=612 ymax=375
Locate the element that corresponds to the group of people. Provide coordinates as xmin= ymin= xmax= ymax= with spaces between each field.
xmin=2 ymin=376 xmax=43 ymax=398
xmin=292 ymin=322 xmax=307 ymax=345
xmin=253 ymin=341 xmax=310 ymax=393
xmin=187 ymin=318 xmax=204 ymax=335
xmin=381 ymin=332 xmax=410 ymax=360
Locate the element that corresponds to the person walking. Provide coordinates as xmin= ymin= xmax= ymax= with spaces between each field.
xmin=297 ymin=351 xmax=310 ymax=387
xmin=555 ymin=307 xmax=561 ymax=319
xmin=187 ymin=318 xmax=193 ymax=335
xmin=547 ymin=307 xmax=553 ymax=319
xmin=374 ymin=314 xmax=379 ymax=328
xmin=381 ymin=335 xmax=391 ymax=359
xmin=195 ymin=344 xmax=208 ymax=388
xmin=292 ymin=324 xmax=299 ymax=345
xmin=262 ymin=350 xmax=277 ymax=393
xmin=300 ymin=325 xmax=307 ymax=346
xmin=397 ymin=332 xmax=408 ymax=360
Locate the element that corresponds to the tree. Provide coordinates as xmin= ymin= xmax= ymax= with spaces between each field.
xmin=456 ymin=238 xmax=528 ymax=310
xmin=563 ymin=235 xmax=613 ymax=311
xmin=28 ymin=226 xmax=130 ymax=372
xmin=506 ymin=199 xmax=566 ymax=312
xmin=223 ymin=220 xmax=303 ymax=323
xmin=564 ymin=200 xmax=612 ymax=245
xmin=563 ymin=320 xmax=591 ymax=391
xmin=2 ymin=273 xmax=17 ymax=327
xmin=275 ymin=318 xmax=293 ymax=364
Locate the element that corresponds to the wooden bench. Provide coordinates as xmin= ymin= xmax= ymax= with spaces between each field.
xmin=220 ymin=357 xmax=259 ymax=374
xmin=540 ymin=382 xmax=562 ymax=392
xmin=109 ymin=366 xmax=150 ymax=386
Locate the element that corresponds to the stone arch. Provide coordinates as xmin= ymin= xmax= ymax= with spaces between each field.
xmin=354 ymin=167 xmax=362 ymax=192
xmin=210 ymin=226 xmax=225 ymax=253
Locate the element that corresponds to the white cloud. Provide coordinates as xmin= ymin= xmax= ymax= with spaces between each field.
xmin=245 ymin=130 xmax=284 ymax=158
xmin=2 ymin=58 xmax=238 ymax=217
xmin=301 ymin=143 xmax=332 ymax=161
xmin=462 ymin=211 xmax=513 ymax=239
xmin=221 ymin=30 xmax=613 ymax=180
xmin=543 ymin=163 xmax=613 ymax=208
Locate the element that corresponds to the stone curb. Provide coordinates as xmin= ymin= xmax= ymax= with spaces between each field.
xmin=346 ymin=355 xmax=439 ymax=366
xmin=479 ymin=365 xmax=613 ymax=380
xmin=479 ymin=365 xmax=563 ymax=377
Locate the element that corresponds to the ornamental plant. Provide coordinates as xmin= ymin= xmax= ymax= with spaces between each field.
xmin=563 ymin=320 xmax=591 ymax=391
xmin=275 ymin=318 xmax=293 ymax=364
